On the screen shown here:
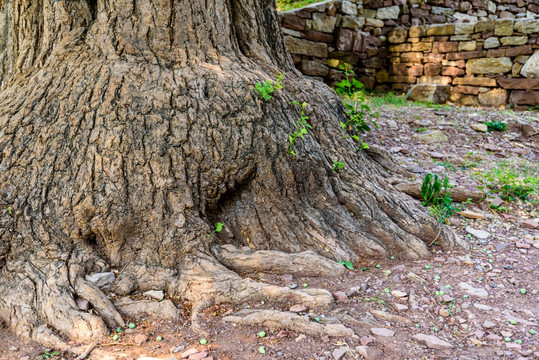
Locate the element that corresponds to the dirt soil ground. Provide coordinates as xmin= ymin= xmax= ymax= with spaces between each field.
xmin=1 ymin=102 xmax=538 ymax=360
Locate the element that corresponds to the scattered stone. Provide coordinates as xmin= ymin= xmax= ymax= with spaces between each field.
xmin=370 ymin=327 xmax=395 ymax=337
xmin=390 ymin=290 xmax=407 ymax=298
xmin=9 ymin=347 xmax=18 ymax=351
xmin=521 ymin=220 xmax=538 ymax=229
xmin=181 ymin=348 xmax=199 ymax=359
xmin=143 ymin=290 xmax=165 ymax=301
xmin=370 ymin=310 xmax=412 ymax=324
xmin=360 ymin=336 xmax=372 ymax=346
xmin=188 ymin=352 xmax=208 ymax=360
xmin=394 ymin=303 xmax=409 ymax=312
xmin=506 ymin=343 xmax=522 ymax=351
xmin=333 ymin=291 xmax=349 ymax=303
xmin=356 ymin=346 xmax=383 ymax=360
xmin=466 ymin=227 xmax=491 ymax=239
xmin=115 ymin=298 xmax=179 ymax=321
xmin=407 ymin=84 xmax=451 ymax=104
xmin=135 ymin=334 xmax=149 ymax=345
xmin=412 ymin=334 xmax=453 ymax=350
xmin=85 ymin=272 xmax=115 ymax=289
xmin=474 ymin=304 xmax=492 ymax=311
xmin=515 ymin=242 xmax=531 ymax=249
xmin=332 ymin=347 xmax=348 ymax=360
xmin=486 ymin=334 xmax=503 ymax=341
xmin=521 ymin=51 xmax=539 ymax=78
xmin=439 ymin=307 xmax=450 ymax=317
xmin=406 ymin=272 xmax=426 ymax=284
xmin=482 ymin=320 xmax=496 ymax=329
xmin=172 ymin=346 xmax=186 ymax=354
xmin=457 ymin=210 xmax=485 ymax=220
xmin=469 ymin=338 xmax=482 ymax=346
xmin=295 ymin=334 xmax=307 ymax=342
xmin=458 ymin=282 xmax=489 ymax=298
xmin=289 ymin=304 xmax=307 ymax=313
xmin=471 ymin=123 xmax=488 ymax=132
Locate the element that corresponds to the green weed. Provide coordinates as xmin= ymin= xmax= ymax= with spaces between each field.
xmin=276 ymin=0 xmax=319 ymax=11
xmin=40 ymin=352 xmax=60 ymax=360
xmin=333 ymin=160 xmax=344 ymax=173
xmin=255 ymin=73 xmax=284 ymax=101
xmin=421 ymin=173 xmax=455 ymax=224
xmin=484 ymin=121 xmax=507 ymax=131
xmin=288 ymin=101 xmax=312 ymax=156
xmin=206 ymin=222 xmax=224 ymax=238
xmin=475 ymin=160 xmax=538 ymax=201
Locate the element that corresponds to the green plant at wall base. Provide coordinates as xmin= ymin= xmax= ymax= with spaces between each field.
xmin=483 ymin=121 xmax=507 ymax=132
xmin=475 ymin=160 xmax=538 ymax=201
xmin=333 ymin=160 xmax=344 ymax=173
xmin=255 ymin=73 xmax=284 ymax=101
xmin=288 ymin=101 xmax=312 ymax=156
xmin=334 ymin=64 xmax=378 ymax=151
xmin=40 ymin=352 xmax=60 ymax=360
xmin=421 ymin=173 xmax=455 ymax=224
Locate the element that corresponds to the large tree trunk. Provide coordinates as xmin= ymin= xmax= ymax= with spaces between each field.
xmin=0 ymin=0 xmax=464 ymax=350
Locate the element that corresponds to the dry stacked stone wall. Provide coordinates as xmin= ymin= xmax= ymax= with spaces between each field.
xmin=278 ymin=0 xmax=539 ymax=106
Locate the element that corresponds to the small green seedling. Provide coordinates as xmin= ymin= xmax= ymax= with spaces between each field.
xmin=376 ymin=264 xmax=381 ymax=269
xmin=206 ymin=222 xmax=224 ymax=238
xmin=432 ymin=327 xmax=439 ymax=332
xmin=509 ymin=320 xmax=517 ymax=325
xmin=445 ymin=285 xmax=451 ymax=289
xmin=384 ymin=288 xmax=390 ymax=293
xmin=7 ymin=206 xmax=12 ymax=215
xmin=483 ymin=121 xmax=507 ymax=132
xmin=314 ymin=317 xmax=321 ymax=323
xmin=337 ymin=261 xmax=354 ymax=270
xmin=515 ymin=339 xmax=522 ymax=344
xmin=116 ymin=327 xmax=122 ymax=333
xmin=390 ymin=256 xmax=395 ymax=260
xmin=200 ymin=339 xmax=207 ymax=345
xmin=434 ymin=276 xmax=440 ymax=281
xmin=425 ymin=264 xmax=431 ymax=269
xmin=255 ymin=73 xmax=284 ymax=101
xmin=258 ymin=331 xmax=266 ymax=338
xmin=156 ymin=336 xmax=163 ymax=341
xmin=520 ymin=288 xmax=527 ymax=294
xmin=530 ymin=329 xmax=536 ymax=335
xmin=128 ymin=323 xmax=136 ymax=329
xmin=259 ymin=346 xmax=266 ymax=354
xmin=288 ymin=101 xmax=312 ymax=156
xmin=386 ymin=270 xmax=392 ymax=275
xmin=505 ymin=337 xmax=511 ymax=342
xmin=40 ymin=351 xmax=61 ymax=359
xmin=112 ymin=334 xmax=119 ymax=341
xmin=303 ymin=283 xmax=308 ymax=288
xmin=415 ymin=324 xmax=420 ymax=328
xmin=463 ymin=295 xmax=469 ymax=298
xmin=333 ymin=161 xmax=344 ymax=173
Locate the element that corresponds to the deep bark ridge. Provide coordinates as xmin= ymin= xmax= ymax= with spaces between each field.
xmin=0 ymin=0 xmax=464 ymax=350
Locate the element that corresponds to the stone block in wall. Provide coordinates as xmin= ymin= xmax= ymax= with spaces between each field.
xmin=499 ymin=10 xmax=515 ymax=19
xmin=365 ymin=18 xmax=385 ymax=27
xmin=442 ymin=66 xmax=465 ymax=76
xmin=410 ymin=8 xmax=429 ymax=18
xmin=459 ymin=41 xmax=478 ymax=51
xmin=475 ymin=21 xmax=495 ymax=33
xmin=376 ymin=69 xmax=389 ymax=82
xmin=425 ymin=63 xmax=443 ymax=75
xmin=336 ymin=29 xmax=355 ymax=51
xmin=427 ymin=24 xmax=456 ymax=36
xmin=478 ymin=88 xmax=509 ymax=107
xmin=447 ymin=50 xmax=486 ymax=60
xmin=515 ymin=55 xmax=531 ymax=64
xmin=498 ymin=78 xmax=539 ymax=90
xmin=424 ymin=53 xmax=445 ymax=64
xmin=307 ymin=13 xmax=337 ymax=33
xmin=412 ymin=42 xmax=433 ymax=51
xmin=304 ymin=30 xmax=334 ymax=43
xmin=432 ymin=6 xmax=456 ymax=16
xmin=360 ymin=9 xmax=378 ymax=19
xmin=453 ymin=12 xmax=478 ymax=23
xmin=513 ymin=62 xmax=524 ymax=77
xmin=341 ymin=1 xmax=358 ymax=16
xmin=282 ymin=28 xmax=303 ymax=37
xmin=417 ymin=76 xmax=452 ymax=85
xmin=391 ymin=63 xmax=408 ymax=75
xmin=494 ymin=19 xmax=514 ymax=36
xmin=514 ymin=20 xmax=539 ymax=34
xmin=472 ymin=0 xmax=487 ymax=9
xmin=466 ymin=57 xmax=513 ymax=74
xmin=455 ymin=85 xmax=480 ymax=95
xmin=301 ymin=59 xmax=329 ymax=76
xmin=429 ymin=15 xmax=448 ymax=24
xmin=505 ymin=45 xmax=533 ymax=57
xmin=521 ymin=51 xmax=539 ymax=78
xmin=407 ymin=84 xmax=451 ymax=103
xmin=284 ymin=36 xmax=328 ymax=57
xmin=389 ymin=75 xmax=418 ymax=83
xmin=487 ymin=1 xmax=497 ymax=13
xmin=408 ymin=64 xmax=424 ymax=76
xmin=459 ymin=1 xmax=473 ymax=12
xmin=401 ymin=52 xmax=423 ymax=63
xmin=442 ymin=60 xmax=465 ymax=68
xmin=377 ymin=6 xmax=400 ymax=20
xmin=341 ymin=16 xmax=366 ymax=29
xmin=509 ymin=90 xmax=539 ymax=105
xmin=409 ymin=25 xmax=427 ymax=38
xmin=487 ymin=49 xmax=506 ymax=57
xmin=390 ymin=43 xmax=412 ymax=52
xmin=484 ymin=37 xmax=501 ymax=48
xmin=283 ymin=14 xmax=306 ymax=31
xmin=434 ymin=41 xmax=459 ymax=52
xmin=451 ymin=35 xmax=472 ymax=41
xmin=388 ymin=28 xmax=408 ymax=43
xmin=453 ymin=76 xmax=497 ymax=86
xmin=456 ymin=24 xmax=476 ymax=35
xmin=329 ymin=51 xmax=360 ymax=66
xmin=500 ymin=36 xmax=528 ymax=46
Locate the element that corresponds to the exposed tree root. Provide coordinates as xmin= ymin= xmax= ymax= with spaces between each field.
xmin=223 ymin=309 xmax=357 ymax=338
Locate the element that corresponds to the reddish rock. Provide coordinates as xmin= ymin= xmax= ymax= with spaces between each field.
xmin=434 ymin=42 xmax=459 ymax=53
xmin=505 ymin=45 xmax=534 ymax=57
xmin=181 ymin=348 xmax=199 ymax=359
xmin=282 ymin=14 xmax=306 ymax=31
xmin=336 ymin=28 xmax=354 ymax=51
xmin=498 ymin=78 xmax=539 ymax=90
xmin=408 ymin=65 xmax=424 ymax=76
xmin=509 ymin=90 xmax=539 ymax=105
xmin=487 ymin=49 xmax=506 ymax=58
xmin=456 ymin=85 xmax=479 ymax=95
xmin=333 ymin=291 xmax=349 ymax=303
xmin=188 ymin=352 xmax=208 ymax=360
xmin=442 ymin=67 xmax=464 ymax=76
xmin=521 ymin=220 xmax=539 ymax=229
xmin=447 ymin=51 xmax=486 ymax=60
xmin=425 ymin=64 xmax=442 ymax=76
xmin=304 ymin=30 xmax=334 ymax=43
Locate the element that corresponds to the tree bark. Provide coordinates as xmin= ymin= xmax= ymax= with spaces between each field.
xmin=0 ymin=0 xmax=464 ymax=349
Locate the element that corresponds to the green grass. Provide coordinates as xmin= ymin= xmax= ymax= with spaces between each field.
xmin=474 ymin=159 xmax=539 ymax=202
xmin=277 ymin=0 xmax=321 ymax=11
